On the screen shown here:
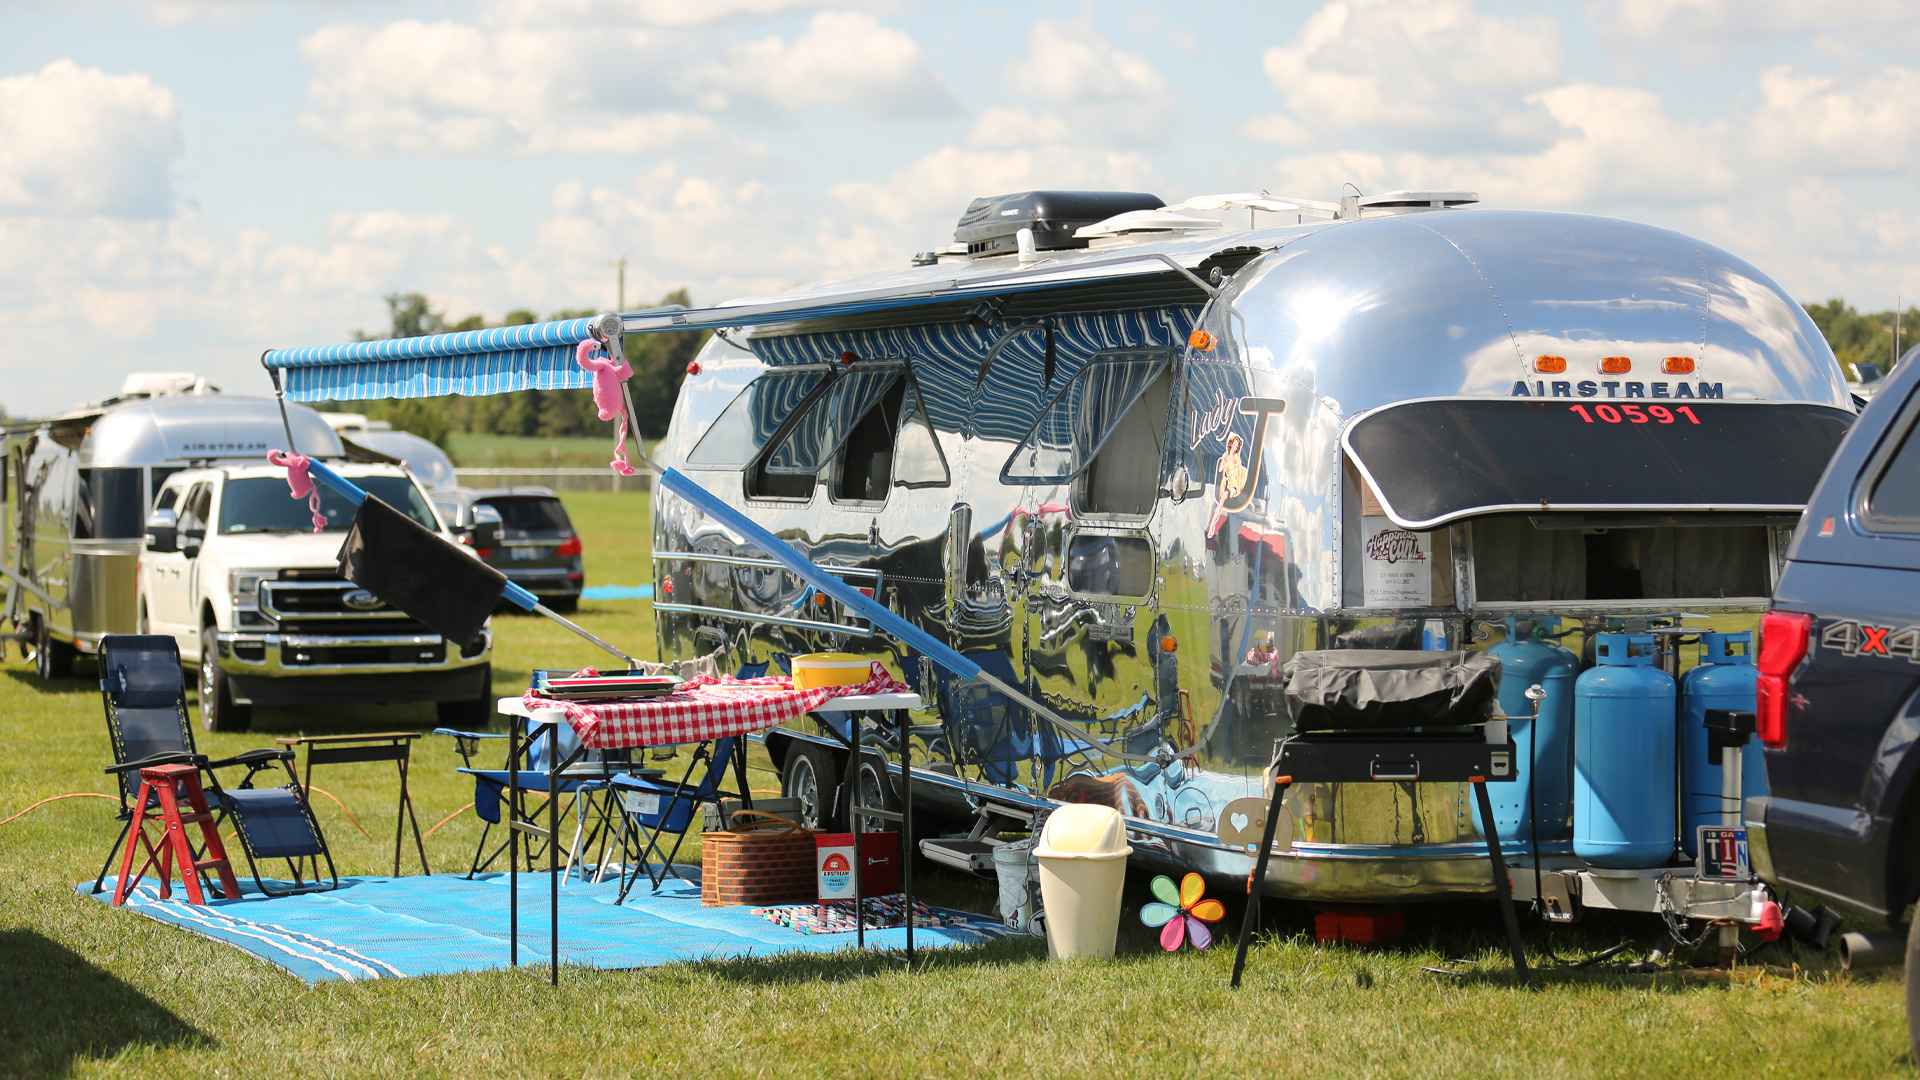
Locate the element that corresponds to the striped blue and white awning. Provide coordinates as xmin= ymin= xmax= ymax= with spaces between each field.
xmin=262 ymin=245 xmax=1235 ymax=402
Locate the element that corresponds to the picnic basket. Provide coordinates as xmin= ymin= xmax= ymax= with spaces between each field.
xmin=701 ymin=810 xmax=817 ymax=907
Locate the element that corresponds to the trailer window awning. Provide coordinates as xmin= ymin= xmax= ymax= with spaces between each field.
xmin=1343 ymin=398 xmax=1855 ymax=530
xmin=262 ymin=249 xmax=1222 ymax=402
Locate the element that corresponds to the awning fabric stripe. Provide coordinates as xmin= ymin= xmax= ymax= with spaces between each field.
xmin=261 ymin=250 xmax=1213 ymax=402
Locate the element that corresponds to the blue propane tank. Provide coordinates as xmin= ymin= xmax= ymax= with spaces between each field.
xmin=1478 ymin=617 xmax=1578 ymax=848
xmin=1680 ymin=632 xmax=1763 ymax=857
xmin=1573 ymin=633 xmax=1677 ymax=868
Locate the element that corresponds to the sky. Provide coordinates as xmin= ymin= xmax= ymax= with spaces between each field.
xmin=1 ymin=0 xmax=1917 ymax=416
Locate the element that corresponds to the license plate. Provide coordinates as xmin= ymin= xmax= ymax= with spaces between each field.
xmin=509 ymin=546 xmax=548 ymax=561
xmin=1697 ymin=826 xmax=1750 ymax=880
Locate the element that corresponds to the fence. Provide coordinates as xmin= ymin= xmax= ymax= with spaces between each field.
xmin=454 ymin=467 xmax=652 ymax=494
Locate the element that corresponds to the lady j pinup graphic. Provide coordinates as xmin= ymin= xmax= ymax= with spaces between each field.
xmin=1204 ymin=397 xmax=1286 ymax=539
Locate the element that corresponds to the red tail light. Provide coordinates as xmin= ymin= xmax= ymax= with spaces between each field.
xmin=556 ymin=536 xmax=582 ymax=557
xmin=1757 ymin=610 xmax=1812 ymax=749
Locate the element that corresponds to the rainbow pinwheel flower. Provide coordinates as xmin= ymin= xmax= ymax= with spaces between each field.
xmin=1140 ymin=872 xmax=1225 ymax=951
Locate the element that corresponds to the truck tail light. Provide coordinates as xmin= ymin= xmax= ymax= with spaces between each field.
xmin=556 ymin=536 xmax=582 ymax=557
xmin=1757 ymin=610 xmax=1812 ymax=749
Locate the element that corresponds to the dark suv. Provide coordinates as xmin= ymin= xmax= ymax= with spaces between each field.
xmin=1753 ymin=348 xmax=1920 ymax=1041
xmin=431 ymin=487 xmax=584 ymax=611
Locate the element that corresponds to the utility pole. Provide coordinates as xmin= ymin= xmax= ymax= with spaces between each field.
xmin=613 ymin=258 xmax=627 ymax=312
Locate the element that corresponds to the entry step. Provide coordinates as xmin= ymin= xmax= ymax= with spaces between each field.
xmin=919 ymin=837 xmax=1006 ymax=875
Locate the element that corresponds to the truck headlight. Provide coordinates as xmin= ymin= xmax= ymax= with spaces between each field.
xmin=230 ymin=570 xmax=271 ymax=608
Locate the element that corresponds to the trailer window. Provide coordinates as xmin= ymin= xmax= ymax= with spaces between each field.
xmin=1067 ymin=534 xmax=1154 ymax=597
xmin=1078 ymin=368 xmax=1170 ymax=517
xmin=1471 ymin=516 xmax=1771 ymax=602
xmin=1002 ymin=352 xmax=1172 ymax=484
xmin=831 ymin=371 xmax=949 ymax=502
xmin=73 ymin=468 xmax=146 ymax=540
xmin=765 ymin=363 xmax=904 ymax=476
xmin=686 ymin=367 xmax=829 ymax=469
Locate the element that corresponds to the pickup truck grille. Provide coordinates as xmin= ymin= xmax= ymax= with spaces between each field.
xmin=281 ymin=642 xmax=448 ymax=666
xmin=263 ymin=580 xmax=437 ymax=636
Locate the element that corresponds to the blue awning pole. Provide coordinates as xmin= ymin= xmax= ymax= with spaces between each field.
xmin=301 ymin=459 xmax=640 ymax=670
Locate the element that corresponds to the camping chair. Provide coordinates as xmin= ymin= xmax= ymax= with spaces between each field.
xmin=609 ymin=736 xmax=742 ymax=903
xmin=434 ymin=671 xmax=630 ymax=880
xmin=92 ymin=634 xmax=337 ymax=898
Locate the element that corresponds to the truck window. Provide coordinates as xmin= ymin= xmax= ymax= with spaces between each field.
xmin=1865 ymin=414 xmax=1920 ymax=527
xmin=686 ymin=367 xmax=830 ymax=469
xmin=153 ymin=483 xmax=181 ymax=513
xmin=1002 ymin=351 xmax=1172 ymax=485
xmin=73 ymin=468 xmax=146 ymax=540
xmin=177 ymin=483 xmax=212 ymax=537
xmin=217 ymin=475 xmax=439 ymax=533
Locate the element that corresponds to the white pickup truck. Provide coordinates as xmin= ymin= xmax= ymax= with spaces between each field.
xmin=139 ymin=461 xmax=493 ymax=731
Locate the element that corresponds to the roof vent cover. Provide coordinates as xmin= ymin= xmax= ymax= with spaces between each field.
xmin=954 ymin=191 xmax=1164 ymax=257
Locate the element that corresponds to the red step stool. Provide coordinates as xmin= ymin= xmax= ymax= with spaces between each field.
xmin=112 ymin=763 xmax=242 ymax=906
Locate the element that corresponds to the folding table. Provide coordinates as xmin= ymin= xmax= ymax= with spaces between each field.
xmin=498 ymin=682 xmax=922 ymax=985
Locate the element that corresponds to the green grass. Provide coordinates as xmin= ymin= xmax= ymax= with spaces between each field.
xmin=447 ymin=434 xmax=660 ymax=469
xmin=0 ymin=493 xmax=1910 ymax=1077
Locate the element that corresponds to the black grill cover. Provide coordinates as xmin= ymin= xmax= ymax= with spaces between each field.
xmin=336 ymin=495 xmax=506 ymax=650
xmin=1281 ymin=650 xmax=1503 ymax=731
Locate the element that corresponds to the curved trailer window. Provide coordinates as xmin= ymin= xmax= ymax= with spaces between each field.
xmin=1001 ymin=352 xmax=1171 ymax=485
xmin=1344 ymin=399 xmax=1855 ymax=530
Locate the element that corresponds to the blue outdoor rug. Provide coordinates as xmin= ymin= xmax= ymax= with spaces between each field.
xmin=80 ymin=869 xmax=1010 ymax=983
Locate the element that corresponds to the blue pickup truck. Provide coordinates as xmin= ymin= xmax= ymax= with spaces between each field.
xmin=1751 ymin=345 xmax=1920 ymax=1044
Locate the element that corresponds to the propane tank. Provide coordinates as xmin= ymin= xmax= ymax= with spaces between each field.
xmin=1477 ymin=617 xmax=1578 ymax=847
xmin=1573 ymin=632 xmax=1677 ymax=868
xmin=1679 ymin=632 xmax=1763 ymax=857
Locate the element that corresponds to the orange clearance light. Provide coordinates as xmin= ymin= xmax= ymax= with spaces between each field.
xmin=1662 ymin=356 xmax=1696 ymax=374
xmin=1598 ymin=356 xmax=1632 ymax=374
xmin=1161 ymin=635 xmax=1178 ymax=654
xmin=839 ymin=351 xmax=859 ymax=366
xmin=1188 ymin=330 xmax=1214 ymax=351
xmin=1532 ymin=355 xmax=1567 ymax=374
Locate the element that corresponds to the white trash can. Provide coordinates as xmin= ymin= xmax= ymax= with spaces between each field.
xmin=1033 ymin=804 xmax=1132 ymax=959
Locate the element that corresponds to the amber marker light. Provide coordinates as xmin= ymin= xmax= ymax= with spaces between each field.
xmin=839 ymin=350 xmax=859 ymax=366
xmin=1662 ymin=356 xmax=1696 ymax=374
xmin=1188 ymin=330 xmax=1214 ymax=351
xmin=813 ymin=593 xmax=830 ymax=608
xmin=1598 ymin=356 xmax=1632 ymax=374
xmin=1532 ymin=355 xmax=1567 ymax=374
xmin=1161 ymin=635 xmax=1178 ymax=653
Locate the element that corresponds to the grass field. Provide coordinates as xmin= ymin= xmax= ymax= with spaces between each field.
xmin=0 ymin=493 xmax=1909 ymax=1077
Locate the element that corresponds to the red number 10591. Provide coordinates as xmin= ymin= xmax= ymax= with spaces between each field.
xmin=1569 ymin=403 xmax=1699 ymax=425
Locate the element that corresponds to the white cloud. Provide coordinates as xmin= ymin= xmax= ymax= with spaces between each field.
xmin=692 ymin=11 xmax=957 ymax=118
xmin=1260 ymin=0 xmax=1564 ymax=151
xmin=0 ymin=60 xmax=181 ymax=217
xmin=1747 ymin=65 xmax=1920 ymax=174
xmin=1006 ymin=19 xmax=1174 ymax=137
xmin=485 ymin=0 xmax=891 ymax=29
xmin=1590 ymin=0 xmax=1917 ymax=42
xmin=965 ymin=106 xmax=1073 ymax=149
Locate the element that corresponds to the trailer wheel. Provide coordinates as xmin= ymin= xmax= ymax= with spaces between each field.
xmin=782 ymin=743 xmax=841 ymax=831
xmin=847 ymin=750 xmax=901 ymax=834
xmin=198 ymin=626 xmax=252 ymax=732
xmin=31 ymin=615 xmax=73 ymax=680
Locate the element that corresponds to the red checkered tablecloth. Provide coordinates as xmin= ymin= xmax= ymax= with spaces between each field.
xmin=523 ymin=663 xmax=911 ymax=749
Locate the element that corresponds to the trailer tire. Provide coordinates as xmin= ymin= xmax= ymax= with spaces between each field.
xmin=847 ymin=750 xmax=901 ymax=834
xmin=32 ymin=615 xmax=74 ymax=680
xmin=198 ymin=626 xmax=252 ymax=732
xmin=782 ymin=742 xmax=842 ymax=832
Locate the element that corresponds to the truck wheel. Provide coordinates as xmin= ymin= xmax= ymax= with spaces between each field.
xmin=436 ymin=663 xmax=493 ymax=728
xmin=198 ymin=626 xmax=252 ymax=732
xmin=32 ymin=616 xmax=73 ymax=680
xmin=546 ymin=595 xmax=579 ymax=614
xmin=782 ymin=742 xmax=842 ymax=831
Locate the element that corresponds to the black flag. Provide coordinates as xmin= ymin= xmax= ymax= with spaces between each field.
xmin=336 ymin=495 xmax=505 ymax=649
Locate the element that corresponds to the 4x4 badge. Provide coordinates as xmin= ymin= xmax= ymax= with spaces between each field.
xmin=1822 ymin=619 xmax=1920 ymax=661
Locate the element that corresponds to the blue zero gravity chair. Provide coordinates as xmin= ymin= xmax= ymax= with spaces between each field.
xmin=93 ymin=634 xmax=337 ymax=898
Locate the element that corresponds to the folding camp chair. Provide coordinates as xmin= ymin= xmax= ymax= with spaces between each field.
xmin=92 ymin=634 xmax=337 ymax=898
xmin=609 ymin=736 xmax=743 ymax=902
xmin=434 ymin=672 xmax=629 ymax=879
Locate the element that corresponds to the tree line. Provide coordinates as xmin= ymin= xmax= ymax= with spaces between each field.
xmin=316 ymin=290 xmax=1916 ymax=455
xmin=313 ymin=290 xmax=707 ymax=451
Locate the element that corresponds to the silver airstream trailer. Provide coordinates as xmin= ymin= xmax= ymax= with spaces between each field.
xmin=3 ymin=388 xmax=340 ymax=677
xmin=640 ymin=192 xmax=1851 ymax=920
xmin=258 ymin=189 xmax=1852 ymax=927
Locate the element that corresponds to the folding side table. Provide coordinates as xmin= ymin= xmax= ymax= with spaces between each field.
xmin=275 ymin=732 xmax=429 ymax=876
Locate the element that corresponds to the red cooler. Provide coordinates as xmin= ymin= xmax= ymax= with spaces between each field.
xmin=815 ymin=832 xmax=900 ymax=901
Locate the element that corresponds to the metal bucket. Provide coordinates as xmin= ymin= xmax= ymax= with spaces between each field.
xmin=992 ymin=840 xmax=1044 ymax=935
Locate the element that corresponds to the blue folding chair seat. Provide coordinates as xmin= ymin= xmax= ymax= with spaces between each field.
xmin=611 ymin=736 xmax=739 ymax=902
